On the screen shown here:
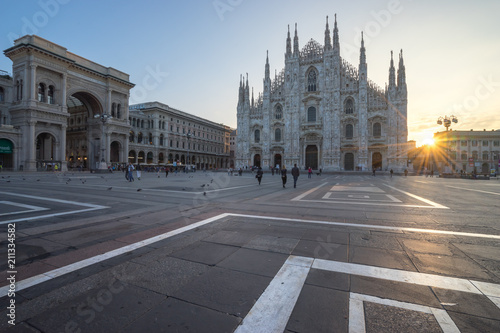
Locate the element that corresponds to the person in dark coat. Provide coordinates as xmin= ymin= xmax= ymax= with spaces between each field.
xmin=281 ymin=166 xmax=287 ymax=188
xmin=291 ymin=164 xmax=300 ymax=188
xmin=256 ymin=167 xmax=263 ymax=185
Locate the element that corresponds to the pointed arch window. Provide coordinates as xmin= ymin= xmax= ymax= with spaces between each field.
xmin=307 ymin=106 xmax=316 ymax=122
xmin=373 ymin=122 xmax=381 ymax=137
xmin=38 ymin=83 xmax=45 ymax=102
xmin=275 ymin=105 xmax=283 ymax=120
xmin=48 ymin=85 xmax=55 ymax=104
xmin=275 ymin=128 xmax=282 ymax=142
xmin=346 ymin=124 xmax=354 ymax=139
xmin=307 ymin=70 xmax=317 ymax=92
xmin=254 ymin=129 xmax=260 ymax=143
xmin=345 ymin=98 xmax=354 ymax=114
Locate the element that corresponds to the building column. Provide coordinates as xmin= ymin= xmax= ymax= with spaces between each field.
xmin=105 ymin=131 xmax=111 ymax=164
xmin=30 ymin=64 xmax=37 ymax=102
xmin=26 ymin=120 xmax=37 ymax=171
xmin=61 ymin=73 xmax=67 ymax=112
xmin=60 ymin=124 xmax=68 ymax=171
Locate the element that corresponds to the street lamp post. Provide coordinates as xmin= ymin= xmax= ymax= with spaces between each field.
xmin=436 ymin=115 xmax=458 ymax=173
xmin=94 ymin=113 xmax=112 ymax=170
xmin=186 ymin=130 xmax=191 ymax=172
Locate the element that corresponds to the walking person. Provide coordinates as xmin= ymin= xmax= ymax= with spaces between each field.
xmin=127 ymin=161 xmax=135 ymax=182
xmin=308 ymin=167 xmax=312 ymax=178
xmin=281 ymin=165 xmax=287 ymax=188
xmin=136 ymin=164 xmax=142 ymax=180
xmin=291 ymin=164 xmax=300 ymax=188
xmin=404 ymin=169 xmax=408 ymax=177
xmin=256 ymin=167 xmax=263 ymax=185
xmin=390 ymin=169 xmax=393 ymax=178
xmin=165 ymin=167 xmax=169 ymax=178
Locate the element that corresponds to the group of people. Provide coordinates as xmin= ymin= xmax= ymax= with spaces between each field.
xmin=255 ymin=164 xmax=302 ymax=188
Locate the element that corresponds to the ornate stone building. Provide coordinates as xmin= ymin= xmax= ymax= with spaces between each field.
xmin=128 ymin=102 xmax=231 ymax=170
xmin=0 ymin=35 xmax=133 ymax=171
xmin=236 ymin=16 xmax=408 ymax=171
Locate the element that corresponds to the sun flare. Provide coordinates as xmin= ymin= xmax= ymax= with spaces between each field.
xmin=422 ymin=138 xmax=435 ymax=146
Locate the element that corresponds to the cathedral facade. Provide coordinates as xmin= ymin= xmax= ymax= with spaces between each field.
xmin=236 ymin=16 xmax=408 ymax=172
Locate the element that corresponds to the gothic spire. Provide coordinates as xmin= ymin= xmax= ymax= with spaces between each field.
xmin=397 ymin=49 xmax=406 ymax=88
xmin=293 ymin=23 xmax=299 ymax=56
xmin=265 ymin=50 xmax=270 ymax=80
xmin=251 ymin=87 xmax=254 ymax=108
xmin=324 ymin=16 xmax=332 ymax=51
xmin=389 ymin=51 xmax=396 ymax=88
xmin=333 ymin=14 xmax=340 ymax=51
xmin=245 ymin=73 xmax=249 ymax=102
xmin=359 ymin=32 xmax=366 ymax=64
xmin=286 ymin=25 xmax=292 ymax=57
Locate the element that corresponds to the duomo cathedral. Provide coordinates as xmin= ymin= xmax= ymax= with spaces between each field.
xmin=236 ymin=16 xmax=408 ymax=171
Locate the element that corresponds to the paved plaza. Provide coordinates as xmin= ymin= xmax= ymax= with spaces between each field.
xmin=0 ymin=170 xmax=499 ymax=332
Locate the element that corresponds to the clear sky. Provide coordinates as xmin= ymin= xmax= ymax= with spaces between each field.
xmin=2 ymin=0 xmax=499 ymax=146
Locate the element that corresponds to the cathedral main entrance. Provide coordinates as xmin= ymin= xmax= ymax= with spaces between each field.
xmin=274 ymin=154 xmax=282 ymax=169
xmin=344 ymin=153 xmax=354 ymax=171
xmin=372 ymin=152 xmax=382 ymax=170
xmin=305 ymin=145 xmax=318 ymax=170
xmin=253 ymin=154 xmax=261 ymax=167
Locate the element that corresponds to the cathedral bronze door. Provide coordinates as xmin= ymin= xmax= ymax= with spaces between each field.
xmin=274 ymin=154 xmax=282 ymax=169
xmin=253 ymin=154 xmax=261 ymax=167
xmin=372 ymin=152 xmax=382 ymax=170
xmin=344 ymin=153 xmax=354 ymax=171
xmin=305 ymin=145 xmax=318 ymax=170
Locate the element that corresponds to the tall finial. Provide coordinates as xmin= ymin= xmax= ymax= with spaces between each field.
xmin=333 ymin=13 xmax=339 ymax=51
xmin=265 ymin=50 xmax=270 ymax=80
xmin=324 ymin=16 xmax=332 ymax=51
xmin=293 ymin=23 xmax=299 ymax=56
xmin=359 ymin=32 xmax=366 ymax=64
xmin=397 ymin=49 xmax=406 ymax=88
xmin=286 ymin=24 xmax=292 ymax=56
xmin=389 ymin=50 xmax=396 ymax=88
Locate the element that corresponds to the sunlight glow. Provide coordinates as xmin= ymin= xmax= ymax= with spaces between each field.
xmin=422 ymin=138 xmax=435 ymax=146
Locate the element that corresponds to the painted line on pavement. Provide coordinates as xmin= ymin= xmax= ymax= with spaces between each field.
xmin=234 ymin=256 xmax=313 ymax=333
xmin=0 ymin=192 xmax=109 ymax=225
xmin=291 ymin=182 xmax=329 ymax=201
xmin=0 ymin=213 xmax=231 ymax=297
xmin=0 ymin=201 xmax=49 ymax=217
xmin=446 ymin=185 xmax=500 ymax=196
xmin=349 ymin=293 xmax=460 ymax=333
xmin=227 ymin=213 xmax=500 ymax=240
xmin=383 ymin=185 xmax=449 ymax=209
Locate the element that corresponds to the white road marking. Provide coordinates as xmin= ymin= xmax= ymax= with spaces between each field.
xmin=0 ymin=192 xmax=108 ymax=225
xmin=312 ymin=258 xmax=484 ymax=295
xmin=291 ymin=182 xmax=329 ymax=201
xmin=234 ymin=256 xmax=313 ymax=333
xmin=322 ymin=192 xmax=402 ymax=203
xmin=383 ymin=185 xmax=449 ymax=209
xmin=0 ymin=213 xmax=231 ymax=297
xmin=446 ymin=185 xmax=500 ymax=196
xmin=0 ymin=201 xmax=49 ymax=217
xmin=330 ymin=186 xmax=385 ymax=193
xmin=349 ymin=293 xmax=460 ymax=333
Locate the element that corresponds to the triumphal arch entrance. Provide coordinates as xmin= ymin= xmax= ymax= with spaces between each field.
xmin=4 ymin=35 xmax=134 ymax=171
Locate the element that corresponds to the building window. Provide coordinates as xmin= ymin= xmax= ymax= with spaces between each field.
xmin=482 ymin=152 xmax=488 ymax=160
xmin=254 ymin=129 xmax=260 ymax=143
xmin=38 ymin=83 xmax=45 ymax=102
xmin=345 ymin=98 xmax=354 ymax=114
xmin=48 ymin=85 xmax=55 ymax=104
xmin=373 ymin=122 xmax=381 ymax=137
xmin=275 ymin=105 xmax=283 ymax=120
xmin=129 ymin=131 xmax=135 ymax=143
xmin=346 ymin=124 xmax=353 ymax=139
xmin=461 ymin=151 xmax=467 ymax=160
xmin=170 ymin=140 xmax=173 ymax=147
xmin=117 ymin=104 xmax=121 ymax=119
xmin=138 ymin=132 xmax=143 ymax=143
xmin=472 ymin=140 xmax=477 ymax=147
xmin=307 ymin=106 xmax=316 ymax=122
xmin=275 ymin=128 xmax=281 ymax=142
xmin=149 ymin=133 xmax=153 ymax=145
xmin=461 ymin=141 xmax=467 ymax=147
xmin=482 ymin=140 xmax=489 ymax=147
xmin=307 ymin=69 xmax=317 ymax=92
xmin=472 ymin=151 xmax=478 ymax=160
xmin=111 ymin=103 xmax=116 ymax=117
xmin=0 ymin=87 xmax=4 ymax=102
xmin=493 ymin=140 xmax=499 ymax=147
